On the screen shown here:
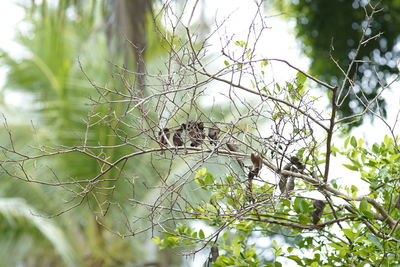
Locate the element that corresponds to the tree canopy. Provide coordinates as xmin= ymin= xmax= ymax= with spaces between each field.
xmin=278 ymin=0 xmax=400 ymax=127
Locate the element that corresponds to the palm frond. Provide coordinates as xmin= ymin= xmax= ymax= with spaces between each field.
xmin=0 ymin=197 xmax=81 ymax=266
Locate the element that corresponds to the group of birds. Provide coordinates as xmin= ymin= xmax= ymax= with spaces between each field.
xmin=278 ymin=156 xmax=325 ymax=224
xmin=204 ymin=154 xmax=323 ymax=263
xmin=158 ymin=120 xmax=220 ymax=151
xmin=158 ymin=122 xmax=325 ymax=225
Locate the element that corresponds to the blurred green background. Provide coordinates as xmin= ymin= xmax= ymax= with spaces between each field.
xmin=0 ymin=1 xmax=178 ymax=266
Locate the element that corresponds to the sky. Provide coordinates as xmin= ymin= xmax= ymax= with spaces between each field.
xmin=0 ymin=1 xmax=24 ymax=54
xmin=0 ymin=1 xmax=27 ymax=109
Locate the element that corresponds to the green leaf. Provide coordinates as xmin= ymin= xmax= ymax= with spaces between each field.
xmin=363 ymin=210 xmax=375 ymax=219
xmin=236 ymin=221 xmax=254 ymax=232
xmin=366 ymin=233 xmax=383 ymax=249
xmin=245 ymin=49 xmax=252 ymax=59
xmin=234 ymin=40 xmax=247 ymax=47
xmin=153 ymin=236 xmax=161 ymax=244
xmin=195 ymin=168 xmax=207 ymax=179
xmin=372 ymin=143 xmax=380 ymax=154
xmin=344 ymin=136 xmax=350 ymax=149
xmin=350 ymin=185 xmax=358 ymax=194
xmin=351 ymin=185 xmax=359 ymax=198
xmin=226 ymin=175 xmax=234 ymax=184
xmin=389 ymin=154 xmax=400 ymax=161
xmin=331 ymin=145 xmax=339 ymax=153
xmin=384 ymin=135 xmax=393 ymax=146
xmin=342 ymin=229 xmax=355 ymax=242
xmin=350 ymin=136 xmax=357 ymax=148
xmin=261 ymin=60 xmax=269 ymax=67
xmin=195 ymin=168 xmax=208 ymax=186
xmin=359 ymin=199 xmax=374 ymax=219
xmin=300 ymin=199 xmax=309 ymax=213
xmin=294 ymin=197 xmax=302 ymax=213
xmin=199 ymin=229 xmax=205 ymax=239
xmin=296 ymin=72 xmax=307 ymax=86
xmin=204 ymin=173 xmax=215 ymax=185
xmin=357 ymin=138 xmax=364 ymax=147
xmin=165 ymin=236 xmax=180 ymax=246
xmin=224 ymin=60 xmax=229 ymax=66
xmin=275 ymin=247 xmax=282 ymax=256
xmin=328 ymin=242 xmax=345 ymax=250
xmin=195 ymin=178 xmax=205 ymax=186
xmin=287 ymin=255 xmax=302 ymax=264
xmin=299 ymin=214 xmax=310 ymax=224
xmin=297 ymin=148 xmax=305 ymax=158
xmin=343 ymin=164 xmax=359 ymax=171
xmin=232 ymin=238 xmax=241 ymax=256
xmin=359 ymin=198 xmax=368 ymax=213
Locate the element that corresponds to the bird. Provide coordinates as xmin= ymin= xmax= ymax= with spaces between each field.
xmin=158 ymin=128 xmax=170 ymax=155
xmin=290 ymin=156 xmax=305 ymax=173
xmin=312 ymin=200 xmax=326 ymax=224
xmin=226 ymin=142 xmax=240 ymax=152
xmin=287 ymin=176 xmax=295 ymax=192
xmin=208 ymin=126 xmax=220 ymax=145
xmin=248 ymin=153 xmax=263 ymax=180
xmin=210 ymin=244 xmax=219 ymax=263
xmin=247 ymin=153 xmax=262 ymax=203
xmin=188 ymin=121 xmax=205 ymax=147
xmin=279 ymin=162 xmax=292 ymax=193
xmin=173 ymin=125 xmax=185 ymax=146
xmin=226 ymin=141 xmax=244 ymax=169
xmin=290 ymin=156 xmax=300 ymax=165
xmin=287 ymin=165 xmax=298 ymax=192
xmin=197 ymin=121 xmax=204 ymax=130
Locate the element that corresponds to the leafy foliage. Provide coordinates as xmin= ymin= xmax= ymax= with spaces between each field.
xmin=155 ymin=135 xmax=400 ymax=266
xmin=0 ymin=198 xmax=79 ymax=266
xmin=277 ymin=0 xmax=400 ymax=127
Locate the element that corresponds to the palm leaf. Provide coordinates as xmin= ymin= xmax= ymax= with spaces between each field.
xmin=0 ymin=197 xmax=80 ymax=266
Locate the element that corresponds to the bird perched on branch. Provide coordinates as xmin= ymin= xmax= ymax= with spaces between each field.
xmin=247 ymin=153 xmax=263 ymax=203
xmin=173 ymin=124 xmax=186 ymax=147
xmin=248 ymin=153 xmax=263 ymax=180
xmin=188 ymin=121 xmax=205 ymax=147
xmin=226 ymin=141 xmax=244 ymax=169
xmin=279 ymin=162 xmax=292 ymax=193
xmin=158 ymin=127 xmax=170 ymax=154
xmin=208 ymin=126 xmax=220 ymax=145
xmin=312 ymin=200 xmax=326 ymax=224
xmin=226 ymin=142 xmax=239 ymax=152
xmin=210 ymin=244 xmax=219 ymax=263
xmin=284 ymin=156 xmax=306 ymax=193
xmin=287 ymin=175 xmax=295 ymax=192
xmin=290 ymin=156 xmax=305 ymax=173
